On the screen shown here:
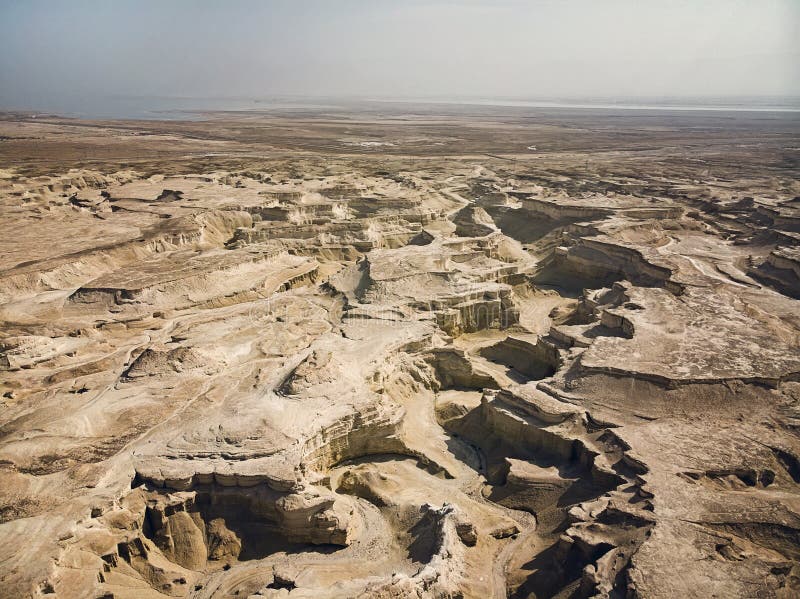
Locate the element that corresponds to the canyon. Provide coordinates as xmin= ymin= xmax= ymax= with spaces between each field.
xmin=0 ymin=104 xmax=799 ymax=598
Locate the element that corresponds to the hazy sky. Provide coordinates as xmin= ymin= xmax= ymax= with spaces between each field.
xmin=1 ymin=0 xmax=798 ymax=109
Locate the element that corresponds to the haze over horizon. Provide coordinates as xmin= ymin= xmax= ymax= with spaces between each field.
xmin=1 ymin=0 xmax=799 ymax=114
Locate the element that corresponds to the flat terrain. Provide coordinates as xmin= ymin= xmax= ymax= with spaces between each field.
xmin=0 ymin=104 xmax=799 ymax=598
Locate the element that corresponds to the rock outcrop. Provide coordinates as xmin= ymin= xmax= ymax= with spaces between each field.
xmin=0 ymin=107 xmax=798 ymax=599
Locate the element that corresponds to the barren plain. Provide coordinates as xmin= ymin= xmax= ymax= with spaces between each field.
xmin=0 ymin=104 xmax=799 ymax=598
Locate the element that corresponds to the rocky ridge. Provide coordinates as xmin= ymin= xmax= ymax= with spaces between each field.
xmin=0 ymin=111 xmax=799 ymax=599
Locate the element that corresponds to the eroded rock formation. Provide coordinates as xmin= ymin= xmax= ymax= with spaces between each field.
xmin=0 ymin=108 xmax=799 ymax=598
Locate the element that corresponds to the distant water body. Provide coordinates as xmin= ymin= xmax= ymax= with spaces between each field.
xmin=3 ymin=95 xmax=799 ymax=120
xmin=386 ymin=96 xmax=800 ymax=113
xmin=0 ymin=96 xmax=342 ymax=120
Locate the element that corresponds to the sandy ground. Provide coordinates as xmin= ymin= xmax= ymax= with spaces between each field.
xmin=0 ymin=105 xmax=799 ymax=598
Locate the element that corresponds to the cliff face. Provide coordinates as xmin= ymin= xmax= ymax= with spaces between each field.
xmin=1 ymin=110 xmax=799 ymax=599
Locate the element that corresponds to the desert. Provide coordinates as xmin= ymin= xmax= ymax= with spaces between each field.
xmin=0 ymin=102 xmax=798 ymax=598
